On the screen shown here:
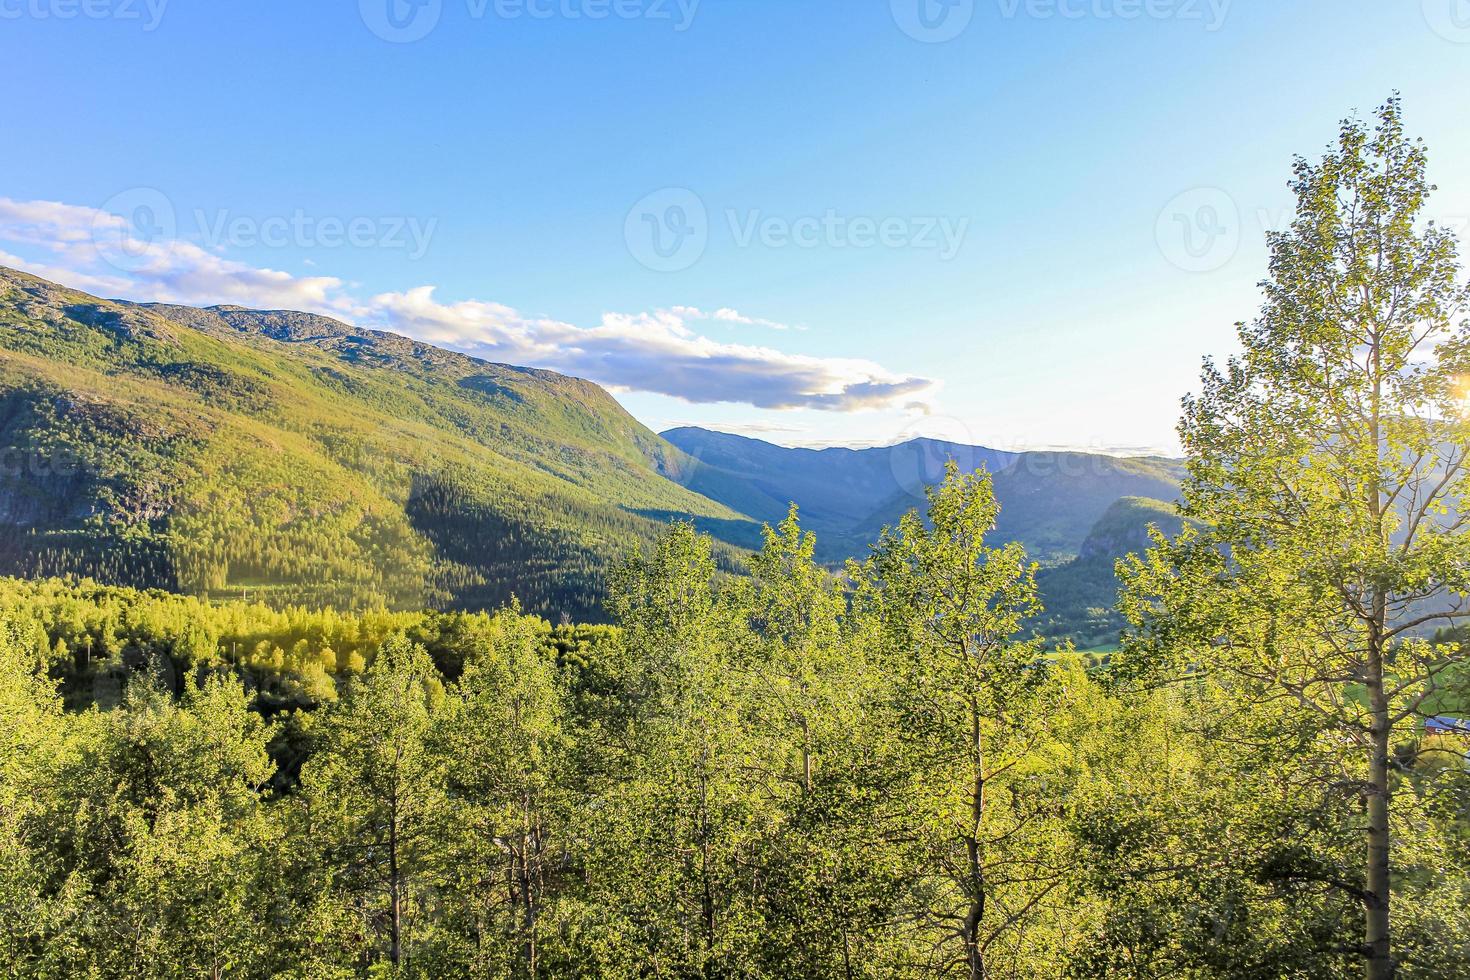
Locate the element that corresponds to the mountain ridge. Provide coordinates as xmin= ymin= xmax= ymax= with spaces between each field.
xmin=662 ymin=425 xmax=1181 ymax=564
xmin=0 ymin=266 xmax=759 ymax=619
xmin=0 ymin=266 xmax=1183 ymax=643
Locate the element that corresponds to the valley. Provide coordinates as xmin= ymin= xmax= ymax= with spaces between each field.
xmin=0 ymin=265 xmax=1180 ymax=645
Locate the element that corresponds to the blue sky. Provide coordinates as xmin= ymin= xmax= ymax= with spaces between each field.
xmin=2 ymin=0 xmax=1469 ymax=453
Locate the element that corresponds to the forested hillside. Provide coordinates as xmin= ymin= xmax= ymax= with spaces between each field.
xmin=0 ymin=266 xmax=1185 ymax=645
xmin=1 ymin=468 xmax=1465 ymax=978
xmin=0 ymin=267 xmax=759 ymax=620
xmin=4 ymin=102 xmax=1470 ymax=979
xmin=1032 ymin=496 xmax=1185 ymax=648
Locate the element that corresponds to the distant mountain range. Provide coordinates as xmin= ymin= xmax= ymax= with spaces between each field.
xmin=0 ymin=267 xmax=1182 ymax=643
xmin=661 ymin=427 xmax=1182 ymax=565
xmin=660 ymin=427 xmax=1183 ymax=647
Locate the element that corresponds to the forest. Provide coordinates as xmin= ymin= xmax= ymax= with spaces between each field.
xmin=0 ymin=258 xmax=1173 ymax=644
xmin=0 ymin=264 xmax=758 ymax=622
xmin=2 ymin=102 xmax=1469 ymax=979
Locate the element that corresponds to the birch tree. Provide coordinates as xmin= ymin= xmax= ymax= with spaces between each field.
xmin=1123 ymin=96 xmax=1470 ymax=980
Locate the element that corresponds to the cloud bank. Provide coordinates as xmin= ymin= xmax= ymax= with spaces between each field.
xmin=0 ymin=197 xmax=937 ymax=413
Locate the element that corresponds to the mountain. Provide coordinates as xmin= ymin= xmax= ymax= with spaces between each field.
xmin=661 ymin=428 xmax=1185 ymax=648
xmin=988 ymin=452 xmax=1182 ymax=561
xmin=1032 ymin=496 xmax=1187 ymax=648
xmin=0 ymin=266 xmax=1182 ymax=641
xmin=662 ymin=427 xmax=1181 ymax=564
xmin=0 ymin=267 xmax=760 ymax=620
xmin=662 ymin=426 xmax=1019 ymax=542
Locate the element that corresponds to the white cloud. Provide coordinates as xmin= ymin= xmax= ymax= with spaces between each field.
xmin=0 ymin=248 xmax=133 ymax=298
xmin=668 ymin=305 xmax=801 ymax=331
xmin=0 ymin=197 xmax=352 ymax=315
xmin=0 ymin=196 xmax=937 ymax=413
xmin=370 ymin=287 xmax=936 ymax=410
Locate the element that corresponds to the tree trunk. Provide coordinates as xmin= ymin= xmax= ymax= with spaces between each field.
xmin=1364 ymin=634 xmax=1394 ymax=980
xmin=1362 ymin=345 xmax=1394 ymax=980
xmin=389 ymin=827 xmax=403 ymax=967
xmin=518 ymin=793 xmax=538 ymax=980
xmin=964 ymin=836 xmax=986 ymax=980
xmin=389 ymin=780 xmax=403 ymax=967
xmin=964 ymin=699 xmax=987 ymax=980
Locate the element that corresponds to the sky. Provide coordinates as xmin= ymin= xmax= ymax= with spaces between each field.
xmin=2 ymin=0 xmax=1469 ymax=455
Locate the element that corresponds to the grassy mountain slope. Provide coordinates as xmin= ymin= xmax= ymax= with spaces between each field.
xmin=0 ymin=267 xmax=758 ymax=620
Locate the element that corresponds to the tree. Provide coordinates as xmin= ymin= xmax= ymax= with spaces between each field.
xmin=43 ymin=672 xmax=279 ymax=980
xmin=1063 ymin=669 xmax=1365 ymax=977
xmin=1123 ymin=96 xmax=1470 ymax=979
xmin=854 ymin=463 xmax=1057 ymax=979
xmin=301 ymin=632 xmax=447 ymax=970
xmin=0 ymin=616 xmax=75 ymax=974
xmin=734 ymin=508 xmax=906 ymax=979
xmin=588 ymin=523 xmax=767 ymax=977
xmin=435 ymin=606 xmax=570 ymax=979
xmin=738 ymin=508 xmax=847 ymax=799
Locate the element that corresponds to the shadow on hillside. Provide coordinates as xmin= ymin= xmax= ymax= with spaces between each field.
xmin=626 ymin=509 xmax=765 ymax=551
